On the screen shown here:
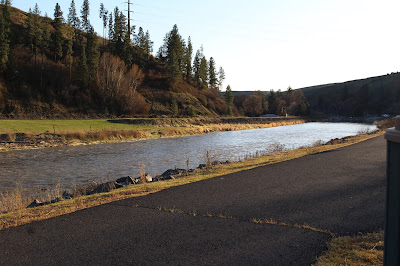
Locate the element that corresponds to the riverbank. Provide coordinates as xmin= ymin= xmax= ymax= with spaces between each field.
xmin=0 ymin=131 xmax=382 ymax=229
xmin=0 ymin=117 xmax=306 ymax=151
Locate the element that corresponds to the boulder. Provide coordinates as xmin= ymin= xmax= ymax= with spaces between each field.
xmin=115 ymin=176 xmax=135 ymax=186
xmin=50 ymin=197 xmax=63 ymax=204
xmin=197 ymin=164 xmax=207 ymax=169
xmin=158 ymin=175 xmax=174 ymax=181
xmin=161 ymin=169 xmax=187 ymax=177
xmin=87 ymin=181 xmax=116 ymax=195
xmin=27 ymin=199 xmax=44 ymax=208
xmin=145 ymin=174 xmax=153 ymax=183
xmin=62 ymin=191 xmax=73 ymax=199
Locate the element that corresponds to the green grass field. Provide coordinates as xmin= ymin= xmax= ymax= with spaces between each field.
xmin=0 ymin=119 xmax=154 ymax=134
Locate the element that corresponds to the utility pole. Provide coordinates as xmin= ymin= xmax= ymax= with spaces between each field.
xmin=126 ymin=0 xmax=133 ymax=41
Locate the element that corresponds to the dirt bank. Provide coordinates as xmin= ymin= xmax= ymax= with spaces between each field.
xmin=0 ymin=117 xmax=306 ymax=151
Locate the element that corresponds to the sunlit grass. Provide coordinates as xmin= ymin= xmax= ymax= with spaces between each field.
xmin=315 ymin=232 xmax=384 ymax=265
xmin=0 ymin=119 xmax=153 ymax=134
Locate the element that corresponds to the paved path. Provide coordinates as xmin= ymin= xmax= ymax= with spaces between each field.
xmin=0 ymin=136 xmax=386 ymax=265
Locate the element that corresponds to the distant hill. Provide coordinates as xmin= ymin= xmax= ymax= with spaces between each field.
xmin=299 ymin=73 xmax=400 ymax=116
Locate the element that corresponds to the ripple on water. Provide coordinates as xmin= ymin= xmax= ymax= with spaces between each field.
xmin=0 ymin=122 xmax=377 ymax=193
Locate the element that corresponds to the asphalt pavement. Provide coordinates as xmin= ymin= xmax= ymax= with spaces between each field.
xmin=0 ymin=135 xmax=386 ymax=265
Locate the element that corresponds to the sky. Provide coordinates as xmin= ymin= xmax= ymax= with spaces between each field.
xmin=11 ymin=0 xmax=400 ymax=91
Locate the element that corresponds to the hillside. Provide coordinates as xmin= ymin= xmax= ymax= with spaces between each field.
xmin=0 ymin=4 xmax=227 ymax=118
xmin=300 ymin=73 xmax=400 ymax=116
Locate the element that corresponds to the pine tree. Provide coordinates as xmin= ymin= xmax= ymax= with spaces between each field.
xmin=99 ymin=3 xmax=108 ymax=46
xmin=40 ymin=19 xmax=51 ymax=54
xmin=121 ymin=27 xmax=132 ymax=65
xmin=165 ymin=24 xmax=185 ymax=81
xmin=0 ymin=0 xmax=11 ymax=73
xmin=268 ymin=90 xmax=277 ymax=114
xmin=53 ymin=3 xmax=64 ymax=61
xmin=171 ymin=99 xmax=178 ymax=115
xmin=225 ymin=85 xmax=234 ymax=116
xmin=208 ymin=57 xmax=218 ymax=91
xmin=184 ymin=36 xmax=193 ymax=80
xmin=144 ymin=30 xmax=153 ymax=55
xmin=135 ymin=27 xmax=144 ymax=47
xmin=81 ymin=0 xmax=90 ymax=33
xmin=108 ymin=12 xmax=113 ymax=49
xmin=68 ymin=0 xmax=80 ymax=42
xmin=199 ymin=56 xmax=208 ymax=89
xmin=135 ymin=27 xmax=153 ymax=56
xmin=27 ymin=4 xmax=43 ymax=69
xmin=193 ymin=49 xmax=201 ymax=84
xmin=65 ymin=37 xmax=73 ymax=80
xmin=111 ymin=8 xmax=128 ymax=57
xmin=77 ymin=46 xmax=88 ymax=83
xmin=86 ymin=25 xmax=99 ymax=85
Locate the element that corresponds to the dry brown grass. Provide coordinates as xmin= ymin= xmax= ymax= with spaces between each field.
xmin=315 ymin=232 xmax=384 ymax=265
xmin=376 ymin=118 xmax=395 ymax=130
xmin=0 ymin=118 xmax=306 ymax=151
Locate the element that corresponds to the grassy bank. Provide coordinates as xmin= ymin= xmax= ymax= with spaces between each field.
xmin=0 ymin=117 xmax=306 ymax=150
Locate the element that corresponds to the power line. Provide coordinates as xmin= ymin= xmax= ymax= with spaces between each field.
xmin=124 ymin=0 xmax=134 ymax=40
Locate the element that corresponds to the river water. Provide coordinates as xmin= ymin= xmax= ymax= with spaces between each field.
xmin=0 ymin=122 xmax=376 ymax=193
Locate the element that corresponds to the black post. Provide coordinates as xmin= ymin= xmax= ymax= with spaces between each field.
xmin=384 ymin=116 xmax=400 ymax=265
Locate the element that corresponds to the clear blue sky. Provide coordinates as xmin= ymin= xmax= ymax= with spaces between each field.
xmin=11 ymin=0 xmax=400 ymax=91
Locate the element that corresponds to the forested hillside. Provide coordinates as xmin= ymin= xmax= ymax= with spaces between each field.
xmin=0 ymin=1 xmax=228 ymax=118
xmin=301 ymin=73 xmax=400 ymax=116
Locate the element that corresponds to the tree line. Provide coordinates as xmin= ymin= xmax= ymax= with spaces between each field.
xmin=0 ymin=0 xmax=310 ymax=118
xmin=0 ymin=0 xmax=232 ymax=117
xmin=157 ymin=24 xmax=226 ymax=92
xmin=225 ymin=87 xmax=310 ymax=117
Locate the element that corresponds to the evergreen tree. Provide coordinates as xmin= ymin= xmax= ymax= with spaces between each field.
xmin=77 ymin=46 xmax=88 ymax=83
xmin=68 ymin=0 xmax=80 ymax=42
xmin=267 ymin=89 xmax=277 ymax=114
xmin=165 ymin=24 xmax=185 ymax=81
xmin=108 ymin=12 xmax=113 ymax=49
xmin=86 ymin=25 xmax=99 ymax=84
xmin=111 ymin=8 xmax=128 ymax=57
xmin=40 ymin=19 xmax=51 ymax=54
xmin=65 ymin=36 xmax=73 ymax=80
xmin=171 ymin=99 xmax=178 ymax=115
xmin=193 ymin=48 xmax=201 ymax=84
xmin=224 ymin=85 xmax=234 ymax=116
xmin=144 ymin=30 xmax=153 ymax=55
xmin=135 ymin=27 xmax=153 ymax=56
xmin=135 ymin=27 xmax=145 ymax=47
xmin=121 ymin=27 xmax=132 ymax=65
xmin=81 ymin=0 xmax=90 ymax=33
xmin=27 ymin=4 xmax=43 ymax=69
xmin=184 ymin=36 xmax=193 ymax=80
xmin=254 ymin=90 xmax=268 ymax=114
xmin=99 ymin=3 xmax=108 ymax=45
xmin=199 ymin=56 xmax=208 ymax=89
xmin=208 ymin=57 xmax=217 ymax=91
xmin=0 ymin=0 xmax=11 ymax=73
xmin=53 ymin=3 xmax=64 ymax=61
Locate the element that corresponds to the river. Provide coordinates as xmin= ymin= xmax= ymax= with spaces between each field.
xmin=0 ymin=122 xmax=377 ymax=193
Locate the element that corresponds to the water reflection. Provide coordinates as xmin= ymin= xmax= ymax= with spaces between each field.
xmin=0 ymin=122 xmax=376 ymax=192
